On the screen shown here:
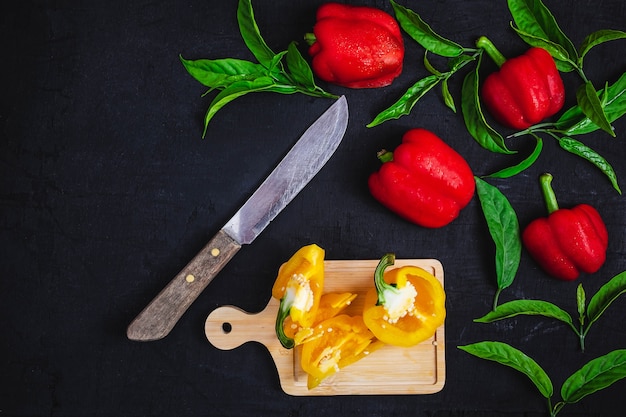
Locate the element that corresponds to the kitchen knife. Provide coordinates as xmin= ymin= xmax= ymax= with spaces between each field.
xmin=127 ymin=96 xmax=349 ymax=341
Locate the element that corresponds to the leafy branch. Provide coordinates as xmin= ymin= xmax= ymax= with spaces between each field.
xmin=475 ymin=271 xmax=626 ymax=352
xmin=459 ymin=341 xmax=626 ymax=417
xmin=507 ymin=0 xmax=625 ymax=137
xmin=366 ymin=0 xmax=481 ymax=127
xmin=376 ymin=0 xmax=626 ymax=193
xmin=180 ymin=0 xmax=336 ymax=137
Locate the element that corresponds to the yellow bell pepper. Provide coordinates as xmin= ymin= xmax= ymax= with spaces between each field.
xmin=362 ymin=253 xmax=446 ymax=347
xmin=271 ymin=244 xmax=325 ymax=348
xmin=300 ymin=314 xmax=383 ymax=389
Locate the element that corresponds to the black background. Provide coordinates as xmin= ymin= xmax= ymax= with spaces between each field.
xmin=2 ymin=1 xmax=626 ymax=416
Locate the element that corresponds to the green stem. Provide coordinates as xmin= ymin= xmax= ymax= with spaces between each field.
xmin=304 ymin=32 xmax=316 ymax=46
xmin=476 ymin=36 xmax=507 ymax=67
xmin=296 ymin=87 xmax=338 ymax=99
xmin=374 ymin=253 xmax=397 ymax=305
xmin=493 ymin=287 xmax=503 ymax=311
xmin=506 ymin=122 xmax=557 ymax=138
xmin=376 ymin=150 xmax=394 ymax=163
xmin=551 ymin=401 xmax=567 ymax=417
xmin=539 ymin=173 xmax=560 ymax=214
xmin=579 ymin=324 xmax=594 ymax=352
xmin=579 ymin=331 xmax=586 ymax=352
xmin=275 ymin=298 xmax=295 ymax=349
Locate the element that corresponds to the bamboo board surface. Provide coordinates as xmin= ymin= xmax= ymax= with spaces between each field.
xmin=204 ymin=259 xmax=445 ymax=396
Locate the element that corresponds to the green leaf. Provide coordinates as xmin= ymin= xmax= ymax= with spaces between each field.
xmin=284 ymin=42 xmax=316 ymax=90
xmin=367 ymin=75 xmax=440 ymax=127
xmin=390 ymin=0 xmax=464 ymax=58
xmin=586 ymin=271 xmax=626 ymax=328
xmin=556 ymin=72 xmax=626 ymax=135
xmin=475 ymin=177 xmax=522 ymax=294
xmin=485 ymin=136 xmax=542 ymax=178
xmin=510 ymin=23 xmax=571 ymax=61
xmin=509 ymin=24 xmax=576 ymax=72
xmin=266 ymin=50 xmax=287 ymax=74
xmin=561 ymin=349 xmax=626 ymax=403
xmin=579 ymin=29 xmax=626 ymax=64
xmin=423 ymin=52 xmax=442 ymax=76
xmin=179 ymin=56 xmax=268 ymax=89
xmin=461 ymin=57 xmax=514 ymax=154
xmin=459 ymin=341 xmax=553 ymax=398
xmin=237 ymin=0 xmax=276 ymax=68
xmin=475 ymin=299 xmax=573 ymax=327
xmin=203 ymin=77 xmax=276 ymax=137
xmin=576 ymin=81 xmax=616 ymax=137
xmin=557 ymin=136 xmax=621 ymax=194
xmin=507 ymin=0 xmax=578 ymax=61
xmin=441 ymin=78 xmax=456 ymax=113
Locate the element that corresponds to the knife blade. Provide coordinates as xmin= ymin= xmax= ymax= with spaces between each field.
xmin=127 ymin=96 xmax=349 ymax=341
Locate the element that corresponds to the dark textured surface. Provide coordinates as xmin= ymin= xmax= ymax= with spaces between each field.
xmin=1 ymin=1 xmax=626 ymax=416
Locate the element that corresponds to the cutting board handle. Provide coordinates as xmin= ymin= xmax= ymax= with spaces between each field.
xmin=205 ymin=298 xmax=283 ymax=351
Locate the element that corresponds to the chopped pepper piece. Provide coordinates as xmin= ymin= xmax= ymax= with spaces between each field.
xmin=362 ymin=254 xmax=446 ymax=347
xmin=272 ymin=244 xmax=325 ymax=349
xmin=282 ymin=291 xmax=358 ymax=346
xmin=300 ymin=314 xmax=383 ymax=389
xmin=522 ymin=173 xmax=608 ymax=281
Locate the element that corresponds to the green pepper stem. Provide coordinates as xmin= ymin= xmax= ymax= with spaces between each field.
xmin=275 ymin=298 xmax=295 ymax=349
xmin=304 ymin=32 xmax=316 ymax=46
xmin=476 ymin=36 xmax=507 ymax=68
xmin=374 ymin=253 xmax=397 ymax=306
xmin=376 ymin=149 xmax=394 ymax=163
xmin=539 ymin=173 xmax=560 ymax=214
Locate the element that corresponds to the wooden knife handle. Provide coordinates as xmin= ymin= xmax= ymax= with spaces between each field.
xmin=127 ymin=229 xmax=241 ymax=341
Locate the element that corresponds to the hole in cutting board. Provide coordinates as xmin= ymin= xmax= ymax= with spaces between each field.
xmin=222 ymin=322 xmax=232 ymax=333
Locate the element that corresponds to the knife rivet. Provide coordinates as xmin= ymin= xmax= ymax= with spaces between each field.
xmin=211 ymin=248 xmax=220 ymax=257
xmin=185 ymin=274 xmax=195 ymax=283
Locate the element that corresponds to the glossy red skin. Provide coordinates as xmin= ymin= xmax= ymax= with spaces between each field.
xmin=368 ymin=129 xmax=475 ymax=228
xmin=522 ymin=204 xmax=608 ymax=281
xmin=308 ymin=3 xmax=404 ymax=89
xmin=481 ymin=47 xmax=565 ymax=129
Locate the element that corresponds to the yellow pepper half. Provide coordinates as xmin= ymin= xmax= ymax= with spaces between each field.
xmin=271 ymin=244 xmax=325 ymax=348
xmin=362 ymin=253 xmax=446 ymax=347
xmin=300 ymin=314 xmax=383 ymax=389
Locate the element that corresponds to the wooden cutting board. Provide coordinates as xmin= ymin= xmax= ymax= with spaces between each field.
xmin=204 ymin=258 xmax=445 ymax=396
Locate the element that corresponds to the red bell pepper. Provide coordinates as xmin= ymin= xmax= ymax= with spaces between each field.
xmin=306 ymin=3 xmax=404 ymax=89
xmin=368 ymin=128 xmax=475 ymax=228
xmin=477 ymin=36 xmax=565 ymax=130
xmin=522 ymin=173 xmax=608 ymax=281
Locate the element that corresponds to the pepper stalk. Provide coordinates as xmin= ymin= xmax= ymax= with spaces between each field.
xmin=275 ymin=296 xmax=296 ymax=349
xmin=373 ymin=254 xmax=418 ymax=323
xmin=374 ymin=253 xmax=398 ymax=306
xmin=539 ymin=172 xmax=560 ymax=214
xmin=476 ymin=36 xmax=507 ymax=67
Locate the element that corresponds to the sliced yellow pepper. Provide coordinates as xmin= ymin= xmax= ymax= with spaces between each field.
xmin=300 ymin=314 xmax=383 ymax=389
xmin=271 ymin=244 xmax=325 ymax=348
xmin=288 ymin=292 xmax=357 ymax=346
xmin=362 ymin=253 xmax=446 ymax=347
